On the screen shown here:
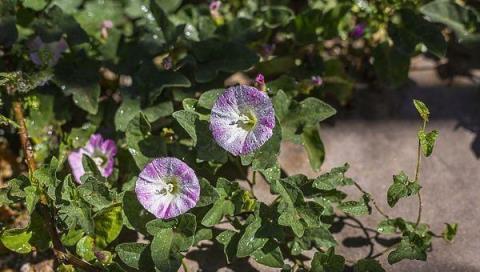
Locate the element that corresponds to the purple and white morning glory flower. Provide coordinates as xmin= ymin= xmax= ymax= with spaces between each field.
xmin=135 ymin=157 xmax=200 ymax=219
xmin=28 ymin=36 xmax=68 ymax=67
xmin=210 ymin=85 xmax=275 ymax=156
xmin=68 ymin=134 xmax=117 ymax=184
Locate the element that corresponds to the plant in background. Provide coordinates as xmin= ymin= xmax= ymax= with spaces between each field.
xmin=0 ymin=0 xmax=468 ymax=271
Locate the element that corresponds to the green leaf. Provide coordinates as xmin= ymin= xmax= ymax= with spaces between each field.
xmin=216 ymin=230 xmax=240 ymax=263
xmin=126 ymin=113 xmax=166 ymax=169
xmin=338 ymin=194 xmax=371 ymax=216
xmin=115 ymin=97 xmax=141 ymax=132
xmin=261 ymin=5 xmax=295 ymax=28
xmin=241 ymin=119 xmax=282 ymax=171
xmin=76 ymin=236 xmax=96 ymax=261
xmin=94 ymin=205 xmax=123 ymax=248
xmin=420 ymin=0 xmax=480 ymax=42
xmin=442 ymin=223 xmax=458 ymax=242
xmin=122 ymin=191 xmax=155 ymax=234
xmin=78 ymin=177 xmax=112 ymax=210
xmin=24 ymin=186 xmax=39 ymax=214
xmin=115 ymin=96 xmax=174 ymax=132
xmin=115 ymin=243 xmax=153 ymax=270
xmin=251 ymin=241 xmax=284 ymax=268
xmin=22 ymin=0 xmax=48 ymax=10
xmin=271 ymin=179 xmax=305 ymax=237
xmin=413 ymin=99 xmax=430 ymax=121
xmin=377 ymin=218 xmax=402 ymax=234
xmin=192 ymin=40 xmax=259 ymax=83
xmin=81 ymin=155 xmax=103 ymax=181
xmin=197 ymin=89 xmax=223 ymax=110
xmin=311 ymin=248 xmax=345 ymax=272
xmin=29 ymin=212 xmax=51 ymax=252
xmin=387 ymin=236 xmax=427 ymax=264
xmin=201 ymin=199 xmax=234 ymax=227
xmin=173 ymin=110 xmax=198 ymax=144
xmin=373 ymin=43 xmax=410 ymax=88
xmin=354 ymin=259 xmax=385 ymax=272
xmin=34 ymin=5 xmax=88 ymax=45
xmin=313 ymin=164 xmax=353 ymax=190
xmin=61 ymin=228 xmax=84 ymax=247
xmin=151 ymin=214 xmax=196 ymax=272
xmin=236 ymin=216 xmax=268 ymax=257
xmin=58 ymin=201 xmax=94 ymax=234
xmin=0 ymin=12 xmax=17 ymax=47
xmin=388 ymin=9 xmax=446 ymax=58
xmin=150 ymin=229 xmax=181 ymax=271
xmin=418 ymin=129 xmax=439 ymax=157
xmin=54 ymin=54 xmax=100 ymax=114
xmin=0 ymin=228 xmax=32 ymax=254
xmin=387 ymin=172 xmax=421 ymax=207
xmin=150 ymin=0 xmax=182 ymax=46
xmin=282 ymin=97 xmax=336 ymax=143
xmin=302 ymin=126 xmax=325 ymax=171
xmin=195 ymin=120 xmax=228 ymax=163
xmin=294 ymin=226 xmax=337 ymax=252
xmin=197 ymin=178 xmax=219 ymax=207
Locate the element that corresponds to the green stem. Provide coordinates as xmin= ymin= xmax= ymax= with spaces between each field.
xmin=352 ymin=181 xmax=390 ymax=219
xmin=414 ymin=120 xmax=427 ymax=228
xmin=182 ymin=258 xmax=189 ymax=272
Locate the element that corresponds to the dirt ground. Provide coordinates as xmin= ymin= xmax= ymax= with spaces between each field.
xmin=184 ymin=58 xmax=480 ymax=271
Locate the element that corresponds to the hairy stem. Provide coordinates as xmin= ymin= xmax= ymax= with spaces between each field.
xmin=414 ymin=120 xmax=427 ymax=228
xmin=12 ymin=100 xmax=100 ymax=272
xmin=352 ymin=181 xmax=390 ymax=219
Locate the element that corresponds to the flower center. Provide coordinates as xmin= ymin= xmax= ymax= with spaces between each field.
xmin=235 ymin=110 xmax=257 ymax=131
xmin=157 ymin=176 xmax=180 ymax=196
xmin=92 ymin=151 xmax=108 ymax=167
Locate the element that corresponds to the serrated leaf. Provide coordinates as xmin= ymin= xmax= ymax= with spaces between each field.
xmin=338 ymin=195 xmax=371 ymax=216
xmin=387 ymin=236 xmax=427 ymax=264
xmin=418 ymin=129 xmax=439 ymax=157
xmin=313 ymin=163 xmax=353 ymax=190
xmin=78 ymin=177 xmax=112 ymax=210
xmin=387 ymin=172 xmax=421 ymax=207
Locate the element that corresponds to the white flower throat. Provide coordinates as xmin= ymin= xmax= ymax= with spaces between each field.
xmin=235 ymin=110 xmax=257 ymax=131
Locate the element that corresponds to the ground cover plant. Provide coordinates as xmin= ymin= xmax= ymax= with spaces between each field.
xmin=0 ymin=0 xmax=472 ymax=271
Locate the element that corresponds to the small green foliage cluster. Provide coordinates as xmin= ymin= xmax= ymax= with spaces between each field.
xmin=0 ymin=0 xmax=465 ymax=271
